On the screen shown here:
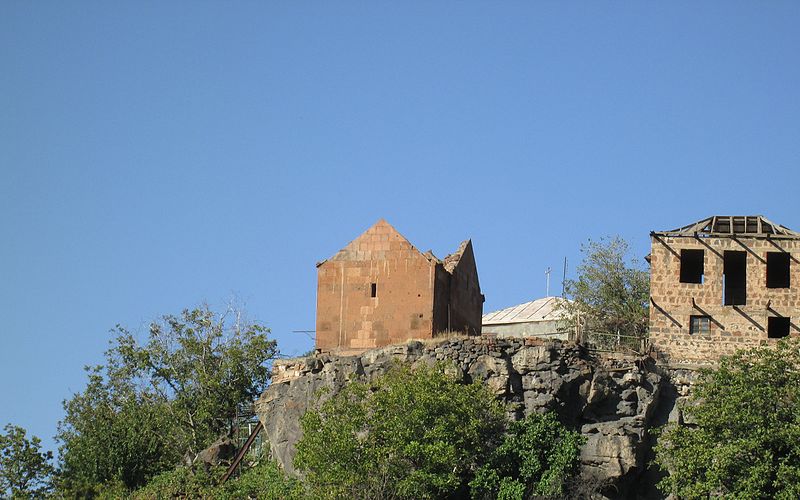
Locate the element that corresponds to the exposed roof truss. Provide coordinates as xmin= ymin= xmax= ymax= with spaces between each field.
xmin=653 ymin=215 xmax=800 ymax=239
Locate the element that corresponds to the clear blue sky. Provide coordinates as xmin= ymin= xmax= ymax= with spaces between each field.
xmin=2 ymin=2 xmax=799 ymax=453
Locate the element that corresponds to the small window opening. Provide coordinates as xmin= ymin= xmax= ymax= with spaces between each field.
xmin=680 ymin=249 xmax=704 ymax=284
xmin=370 ymin=283 xmax=377 ymax=298
xmin=723 ymin=251 xmax=747 ymax=305
xmin=767 ymin=252 xmax=790 ymax=289
xmin=768 ymin=316 xmax=790 ymax=339
xmin=689 ymin=315 xmax=710 ymax=335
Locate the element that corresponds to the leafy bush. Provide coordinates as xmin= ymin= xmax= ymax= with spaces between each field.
xmin=470 ymin=412 xmax=584 ymax=500
xmin=294 ymin=363 xmax=506 ymax=499
xmin=221 ymin=460 xmax=303 ymax=500
xmin=130 ymin=465 xmax=222 ymax=499
xmin=655 ymin=339 xmax=800 ymax=499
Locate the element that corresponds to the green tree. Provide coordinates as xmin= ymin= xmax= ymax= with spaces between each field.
xmin=111 ymin=305 xmax=277 ymax=453
xmin=56 ymin=304 xmax=278 ymax=495
xmin=470 ymin=412 xmax=584 ymax=500
xmin=654 ymin=338 xmax=800 ymax=499
xmin=56 ymin=367 xmax=179 ymax=495
xmin=0 ymin=424 xmax=54 ymax=498
xmin=294 ymin=364 xmax=506 ymax=499
xmin=563 ymin=236 xmax=649 ymax=339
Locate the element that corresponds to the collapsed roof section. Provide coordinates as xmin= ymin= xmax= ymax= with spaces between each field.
xmin=443 ymin=239 xmax=471 ymax=274
xmin=652 ymin=215 xmax=800 ymax=239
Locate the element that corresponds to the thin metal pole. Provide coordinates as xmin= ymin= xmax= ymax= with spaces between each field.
xmin=545 ymin=267 xmax=551 ymax=297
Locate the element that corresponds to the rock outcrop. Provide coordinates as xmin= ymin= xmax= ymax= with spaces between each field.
xmin=188 ymin=436 xmax=237 ymax=468
xmin=256 ymin=336 xmax=669 ymax=498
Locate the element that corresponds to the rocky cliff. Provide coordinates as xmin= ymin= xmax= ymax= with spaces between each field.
xmin=256 ymin=336 xmax=686 ymax=499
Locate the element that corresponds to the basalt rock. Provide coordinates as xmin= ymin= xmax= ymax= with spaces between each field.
xmin=256 ymin=337 xmax=672 ymax=498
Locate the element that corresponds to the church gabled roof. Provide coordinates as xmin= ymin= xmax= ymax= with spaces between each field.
xmin=316 ymin=220 xmax=478 ymax=275
xmin=653 ymin=215 xmax=800 ymax=238
xmin=317 ymin=219 xmax=447 ymax=267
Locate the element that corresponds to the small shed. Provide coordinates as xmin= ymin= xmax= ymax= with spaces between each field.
xmin=481 ymin=296 xmax=571 ymax=340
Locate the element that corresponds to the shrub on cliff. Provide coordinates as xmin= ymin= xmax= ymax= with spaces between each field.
xmin=294 ymin=364 xmax=506 ymax=499
xmin=470 ymin=412 xmax=584 ymax=500
xmin=129 ymin=460 xmax=302 ymax=500
xmin=655 ymin=338 xmax=800 ymax=499
xmin=220 ymin=459 xmax=303 ymax=500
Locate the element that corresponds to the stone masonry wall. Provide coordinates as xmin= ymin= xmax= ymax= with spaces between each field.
xmin=443 ymin=240 xmax=483 ymax=336
xmin=649 ymin=235 xmax=800 ymax=364
xmin=315 ymin=221 xmax=437 ymax=350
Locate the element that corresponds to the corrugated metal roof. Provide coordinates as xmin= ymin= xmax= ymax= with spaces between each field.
xmin=482 ymin=296 xmax=569 ymax=325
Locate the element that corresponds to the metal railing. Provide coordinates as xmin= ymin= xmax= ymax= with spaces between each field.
xmin=579 ymin=330 xmax=649 ymax=355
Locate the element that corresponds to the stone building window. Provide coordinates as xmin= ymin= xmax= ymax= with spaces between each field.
xmin=766 ymin=252 xmax=790 ymax=289
xmin=723 ymin=251 xmax=747 ymax=305
xmin=679 ymin=249 xmax=704 ymax=284
xmin=370 ymin=283 xmax=377 ymax=298
xmin=768 ymin=316 xmax=790 ymax=339
xmin=689 ymin=315 xmax=710 ymax=335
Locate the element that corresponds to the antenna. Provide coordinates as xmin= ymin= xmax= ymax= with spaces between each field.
xmin=562 ymin=257 xmax=567 ymax=297
xmin=545 ymin=267 xmax=551 ymax=297
xmin=292 ymin=330 xmax=316 ymax=341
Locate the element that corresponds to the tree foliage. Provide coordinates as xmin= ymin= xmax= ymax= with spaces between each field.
xmin=655 ymin=339 xmax=800 ymax=499
xmin=294 ymin=364 xmax=506 ymax=499
xmin=112 ymin=306 xmax=276 ymax=453
xmin=56 ymin=366 xmax=179 ymax=495
xmin=129 ymin=460 xmax=302 ymax=500
xmin=56 ymin=304 xmax=278 ymax=495
xmin=129 ymin=464 xmax=223 ymax=500
xmin=470 ymin=412 xmax=584 ymax=500
xmin=0 ymin=424 xmax=54 ymax=498
xmin=219 ymin=459 xmax=303 ymax=500
xmin=563 ymin=236 xmax=649 ymax=338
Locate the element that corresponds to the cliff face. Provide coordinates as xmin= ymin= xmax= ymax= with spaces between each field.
xmin=256 ymin=337 xmax=676 ymax=498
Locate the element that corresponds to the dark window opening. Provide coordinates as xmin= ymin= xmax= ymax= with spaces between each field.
xmin=768 ymin=316 xmax=790 ymax=339
xmin=680 ymin=249 xmax=705 ymax=284
xmin=723 ymin=251 xmax=747 ymax=305
xmin=370 ymin=283 xmax=377 ymax=298
xmin=767 ymin=252 xmax=790 ymax=289
xmin=689 ymin=315 xmax=710 ymax=335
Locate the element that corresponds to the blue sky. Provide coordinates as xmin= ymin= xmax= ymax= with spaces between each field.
xmin=2 ymin=2 xmax=799 ymax=453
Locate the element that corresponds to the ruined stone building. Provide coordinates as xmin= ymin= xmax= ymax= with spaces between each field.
xmin=315 ymin=220 xmax=483 ymax=352
xmin=649 ymin=215 xmax=800 ymax=364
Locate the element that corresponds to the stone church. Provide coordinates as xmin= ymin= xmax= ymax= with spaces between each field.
xmin=315 ymin=220 xmax=483 ymax=352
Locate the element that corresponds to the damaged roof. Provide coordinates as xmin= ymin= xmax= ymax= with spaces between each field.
xmin=653 ymin=215 xmax=800 ymax=238
xmin=443 ymin=239 xmax=471 ymax=273
xmin=482 ymin=296 xmax=570 ymax=325
xmin=317 ymin=219 xmax=476 ymax=272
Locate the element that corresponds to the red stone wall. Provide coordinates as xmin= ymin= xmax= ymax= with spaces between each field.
xmin=444 ymin=241 xmax=483 ymax=335
xmin=649 ymin=235 xmax=800 ymax=364
xmin=315 ymin=222 xmax=437 ymax=351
